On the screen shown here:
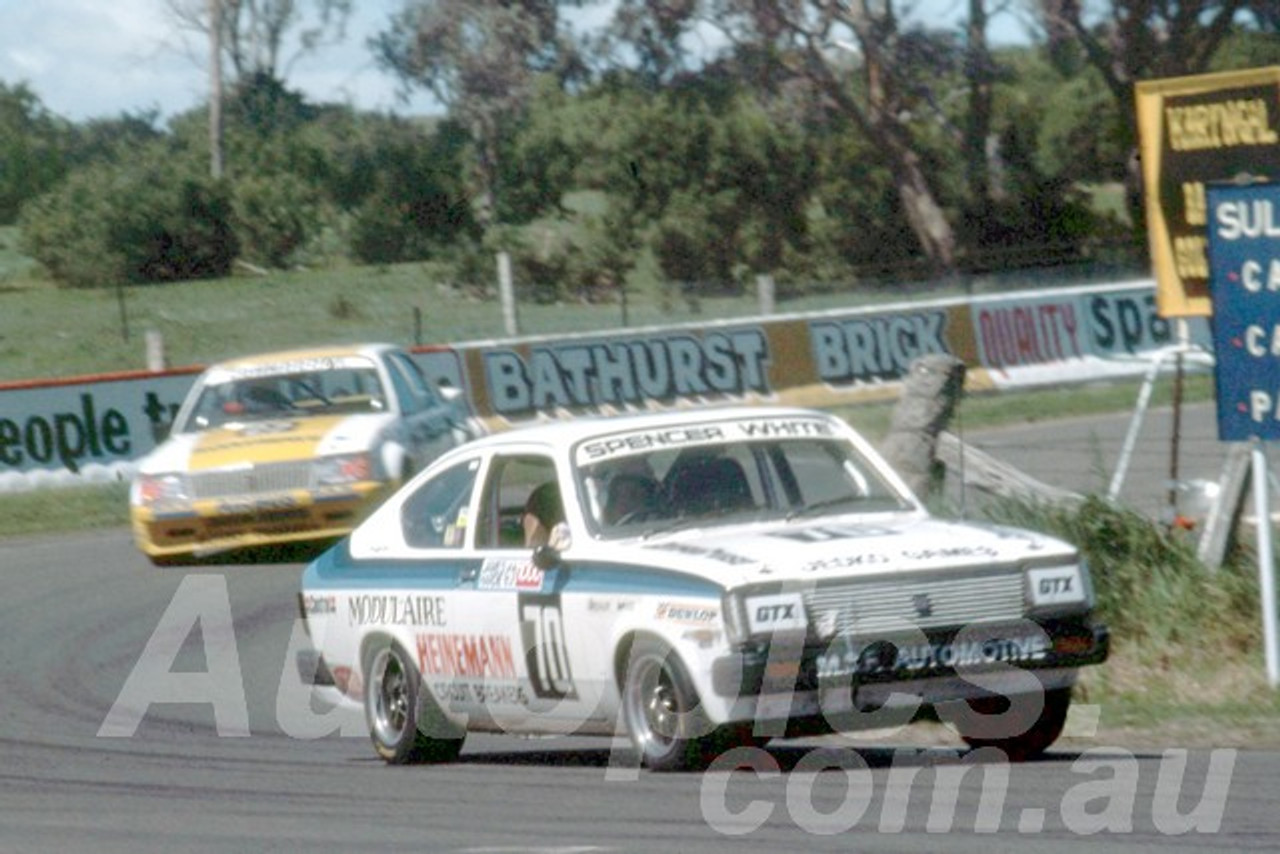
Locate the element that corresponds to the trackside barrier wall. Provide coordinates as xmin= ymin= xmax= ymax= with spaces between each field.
xmin=0 ymin=279 xmax=1212 ymax=492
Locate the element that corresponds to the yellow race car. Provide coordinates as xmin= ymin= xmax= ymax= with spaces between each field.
xmin=130 ymin=343 xmax=474 ymax=565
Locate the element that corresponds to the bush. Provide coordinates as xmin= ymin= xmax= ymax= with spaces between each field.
xmin=484 ymin=215 xmax=631 ymax=305
xmin=349 ymin=181 xmax=476 ymax=266
xmin=231 ymin=171 xmax=321 ymax=269
xmin=18 ymin=156 xmax=237 ymax=287
xmin=344 ymin=119 xmax=477 ymax=266
xmin=112 ymin=175 xmax=237 ymax=283
xmin=0 ymin=82 xmax=70 ymax=225
xmin=980 ymin=496 xmax=1260 ymax=651
xmin=349 ymin=192 xmax=416 ymax=266
xmin=650 ymin=190 xmax=742 ymax=295
xmin=17 ymin=170 xmax=121 ymax=287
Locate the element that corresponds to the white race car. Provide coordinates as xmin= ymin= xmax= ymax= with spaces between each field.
xmin=131 ymin=343 xmax=474 ymax=564
xmin=296 ymin=406 xmax=1108 ymax=770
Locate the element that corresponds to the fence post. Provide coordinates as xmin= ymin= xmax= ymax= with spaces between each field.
xmin=497 ymin=251 xmax=519 ymax=337
xmin=116 ymin=282 xmax=130 ymax=342
xmin=145 ymin=330 xmax=167 ymax=372
xmin=757 ymin=274 xmax=775 ymax=316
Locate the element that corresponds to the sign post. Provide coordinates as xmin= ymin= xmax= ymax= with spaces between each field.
xmin=1205 ymin=180 xmax=1280 ymax=688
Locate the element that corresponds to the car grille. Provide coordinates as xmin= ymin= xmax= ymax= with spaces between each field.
xmin=190 ymin=462 xmax=311 ymax=498
xmin=803 ymin=570 xmax=1026 ymax=636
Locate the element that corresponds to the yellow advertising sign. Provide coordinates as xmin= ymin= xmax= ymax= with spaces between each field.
xmin=1135 ymin=67 xmax=1280 ymax=317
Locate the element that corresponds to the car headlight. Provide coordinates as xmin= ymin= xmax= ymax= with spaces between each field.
xmin=312 ymin=453 xmax=375 ymax=487
xmin=136 ymin=473 xmax=191 ymax=504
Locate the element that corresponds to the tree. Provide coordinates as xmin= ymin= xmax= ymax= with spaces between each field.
xmin=0 ymin=82 xmax=69 ymax=224
xmin=346 ymin=116 xmax=480 ymax=265
xmin=1033 ymin=0 xmax=1278 ymax=225
xmin=167 ymin=0 xmax=354 ymax=177
xmin=963 ymin=0 xmax=995 ymax=212
xmin=545 ymin=74 xmax=818 ymax=290
xmin=605 ymin=0 xmax=966 ymax=273
xmin=168 ymin=0 xmax=354 ymax=81
xmin=18 ymin=150 xmax=238 ymax=288
xmin=372 ymin=0 xmax=586 ymax=229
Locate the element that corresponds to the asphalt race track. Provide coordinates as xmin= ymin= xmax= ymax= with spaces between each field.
xmin=1 ymin=403 xmax=1276 ymax=852
xmin=958 ymin=401 xmax=1230 ymax=524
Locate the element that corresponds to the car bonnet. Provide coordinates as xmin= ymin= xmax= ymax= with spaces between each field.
xmin=614 ymin=515 xmax=1077 ymax=587
xmin=143 ymin=412 xmax=391 ymax=472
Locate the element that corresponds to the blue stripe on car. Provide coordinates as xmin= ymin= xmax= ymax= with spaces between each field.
xmin=303 ymin=544 xmax=723 ymax=598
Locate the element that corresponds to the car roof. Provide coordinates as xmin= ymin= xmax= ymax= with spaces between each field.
xmin=210 ymin=342 xmax=396 ymax=371
xmin=463 ymin=405 xmax=846 ymax=450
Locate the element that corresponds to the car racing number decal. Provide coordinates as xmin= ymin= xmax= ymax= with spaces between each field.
xmin=518 ymin=593 xmax=578 ymax=701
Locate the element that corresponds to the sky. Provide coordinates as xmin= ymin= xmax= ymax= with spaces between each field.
xmin=0 ymin=0 xmax=1028 ymax=125
xmin=0 ymin=0 xmax=441 ymax=122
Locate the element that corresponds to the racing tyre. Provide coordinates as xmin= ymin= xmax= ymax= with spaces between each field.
xmin=955 ymin=686 xmax=1071 ymax=761
xmin=621 ymin=638 xmax=740 ymax=772
xmin=364 ymin=640 xmax=464 ymax=765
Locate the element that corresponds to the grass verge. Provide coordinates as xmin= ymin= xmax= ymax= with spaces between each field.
xmin=0 ymin=255 xmax=993 ymax=384
xmin=984 ymin=493 xmax=1279 ymax=747
xmin=0 ymin=481 xmax=131 ymax=538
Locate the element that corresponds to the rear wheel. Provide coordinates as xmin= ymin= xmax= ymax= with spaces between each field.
xmin=364 ymin=640 xmax=464 ymax=764
xmin=954 ymin=686 xmax=1072 ymax=761
xmin=621 ymin=638 xmax=743 ymax=772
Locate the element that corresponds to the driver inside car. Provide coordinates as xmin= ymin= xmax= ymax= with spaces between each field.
xmin=603 ymin=473 xmax=661 ymax=525
xmin=522 ymin=482 xmax=564 ymax=547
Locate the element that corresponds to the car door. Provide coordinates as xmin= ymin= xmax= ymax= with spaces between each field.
xmin=460 ymin=450 xmax=607 ymax=734
xmin=375 ymin=453 xmax=489 ymax=721
xmin=391 ymin=451 xmax=566 ymax=729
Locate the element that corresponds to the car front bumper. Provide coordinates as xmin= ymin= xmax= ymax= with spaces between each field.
xmin=712 ymin=617 xmax=1110 ymax=702
xmin=131 ymin=482 xmax=390 ymax=558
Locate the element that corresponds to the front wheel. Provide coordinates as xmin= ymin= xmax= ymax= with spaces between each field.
xmin=953 ymin=686 xmax=1072 ymax=761
xmin=364 ymin=640 xmax=464 ymax=765
xmin=620 ymin=638 xmax=743 ymax=772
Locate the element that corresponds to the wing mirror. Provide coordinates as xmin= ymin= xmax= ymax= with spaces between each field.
xmin=532 ymin=545 xmax=559 ymax=570
xmin=532 ymin=522 xmax=572 ymax=569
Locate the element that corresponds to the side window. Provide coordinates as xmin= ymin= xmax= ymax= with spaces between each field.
xmin=384 ymin=357 xmax=422 ymax=415
xmin=387 ymin=352 xmax=440 ymax=413
xmin=401 ymin=458 xmax=479 ymax=548
xmin=476 ymin=456 xmax=559 ymax=549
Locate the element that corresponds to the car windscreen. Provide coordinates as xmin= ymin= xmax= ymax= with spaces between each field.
xmin=578 ymin=436 xmax=909 ymax=537
xmin=183 ymin=365 xmax=386 ymax=429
